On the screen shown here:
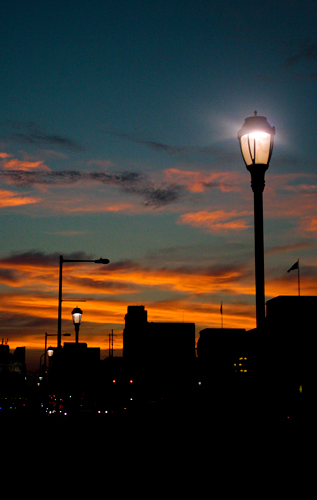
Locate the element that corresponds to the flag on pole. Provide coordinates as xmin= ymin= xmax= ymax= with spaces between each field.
xmin=220 ymin=302 xmax=223 ymax=314
xmin=287 ymin=261 xmax=298 ymax=273
xmin=287 ymin=259 xmax=300 ymax=296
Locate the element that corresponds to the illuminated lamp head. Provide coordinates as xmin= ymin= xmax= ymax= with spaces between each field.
xmin=237 ymin=111 xmax=275 ymax=171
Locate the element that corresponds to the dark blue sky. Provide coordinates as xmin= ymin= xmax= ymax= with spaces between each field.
xmin=1 ymin=0 xmax=316 ymax=152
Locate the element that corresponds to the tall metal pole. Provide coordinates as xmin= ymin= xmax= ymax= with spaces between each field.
xmin=57 ymin=255 xmax=63 ymax=349
xmin=250 ymin=167 xmax=267 ymax=330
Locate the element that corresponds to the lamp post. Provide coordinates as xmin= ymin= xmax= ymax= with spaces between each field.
xmin=237 ymin=111 xmax=275 ymax=329
xmin=57 ymin=255 xmax=109 ymax=348
xmin=72 ymin=307 xmax=83 ymax=343
xmin=47 ymin=346 xmax=54 ymax=358
xmin=43 ymin=332 xmax=71 ymax=375
xmin=47 ymin=346 xmax=54 ymax=373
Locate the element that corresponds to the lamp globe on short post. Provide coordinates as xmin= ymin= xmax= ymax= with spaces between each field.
xmin=72 ymin=307 xmax=83 ymax=344
xmin=237 ymin=111 xmax=275 ymax=330
xmin=47 ymin=346 xmax=54 ymax=372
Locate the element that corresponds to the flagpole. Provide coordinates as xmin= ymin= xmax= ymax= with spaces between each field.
xmin=287 ymin=259 xmax=300 ymax=295
xmin=220 ymin=301 xmax=223 ymax=329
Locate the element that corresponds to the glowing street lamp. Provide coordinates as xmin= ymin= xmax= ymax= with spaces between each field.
xmin=43 ymin=331 xmax=71 ymax=376
xmin=47 ymin=346 xmax=54 ymax=372
xmin=72 ymin=307 xmax=83 ymax=344
xmin=47 ymin=346 xmax=54 ymax=358
xmin=237 ymin=112 xmax=275 ymax=329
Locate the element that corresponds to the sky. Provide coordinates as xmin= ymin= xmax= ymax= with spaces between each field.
xmin=1 ymin=0 xmax=317 ymax=372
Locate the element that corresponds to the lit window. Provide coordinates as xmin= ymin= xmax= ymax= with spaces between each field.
xmin=299 ymin=385 xmax=303 ymax=393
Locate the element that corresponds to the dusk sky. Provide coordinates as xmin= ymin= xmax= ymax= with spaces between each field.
xmin=1 ymin=0 xmax=317 ymax=370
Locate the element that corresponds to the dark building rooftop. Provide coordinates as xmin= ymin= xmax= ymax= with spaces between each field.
xmin=123 ymin=305 xmax=195 ymax=361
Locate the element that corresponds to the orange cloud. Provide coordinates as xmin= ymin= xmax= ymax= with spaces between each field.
xmin=301 ymin=216 xmax=317 ymax=233
xmin=58 ymin=200 xmax=136 ymax=214
xmin=164 ymin=168 xmax=242 ymax=193
xmin=0 ymin=189 xmax=40 ymax=208
xmin=2 ymin=158 xmax=51 ymax=171
xmin=178 ymin=210 xmax=251 ymax=232
xmin=0 ymin=257 xmax=250 ymax=297
xmin=2 ymin=251 xmax=316 ymax=366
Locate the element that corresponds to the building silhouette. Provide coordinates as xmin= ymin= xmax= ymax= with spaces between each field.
xmin=0 ymin=343 xmax=26 ymax=376
xmin=0 ymin=342 xmax=27 ymax=412
xmin=123 ymin=305 xmax=148 ymax=359
xmin=197 ymin=328 xmax=249 ymax=375
xmin=123 ymin=305 xmax=195 ymax=361
xmin=263 ymin=295 xmax=315 ymax=416
xmin=195 ymin=328 xmax=253 ymax=418
xmin=45 ymin=342 xmax=100 ymax=416
xmin=121 ymin=305 xmax=196 ymax=411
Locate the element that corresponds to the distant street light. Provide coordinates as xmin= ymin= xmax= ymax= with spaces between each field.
xmin=57 ymin=255 xmax=110 ymax=348
xmin=238 ymin=111 xmax=275 ymax=329
xmin=72 ymin=307 xmax=83 ymax=344
xmin=47 ymin=346 xmax=54 ymax=373
xmin=47 ymin=346 xmax=54 ymax=358
xmin=43 ymin=332 xmax=71 ymax=375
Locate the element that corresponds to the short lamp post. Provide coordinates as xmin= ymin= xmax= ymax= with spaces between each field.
xmin=44 ymin=332 xmax=71 ymax=374
xmin=47 ymin=346 xmax=54 ymax=358
xmin=57 ymin=255 xmax=109 ymax=349
xmin=72 ymin=307 xmax=83 ymax=344
xmin=237 ymin=111 xmax=275 ymax=329
xmin=47 ymin=346 xmax=54 ymax=372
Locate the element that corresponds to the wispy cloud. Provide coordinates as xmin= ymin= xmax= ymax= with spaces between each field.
xmin=0 ymin=250 xmax=93 ymax=269
xmin=301 ymin=216 xmax=317 ymax=233
xmin=284 ymin=41 xmax=317 ymax=68
xmin=0 ymin=250 xmax=252 ymax=299
xmin=2 ymin=158 xmax=51 ymax=172
xmin=2 ymin=250 xmax=317 ymax=355
xmin=0 ymin=188 xmax=40 ymax=208
xmin=0 ymin=120 xmax=85 ymax=152
xmin=266 ymin=242 xmax=313 ymax=255
xmin=178 ymin=210 xmax=251 ymax=233
xmin=164 ymin=168 xmax=240 ymax=193
xmin=282 ymin=183 xmax=317 ymax=195
xmin=104 ymin=130 xmax=216 ymax=158
xmin=0 ymin=165 xmax=184 ymax=208
xmin=291 ymin=73 xmax=317 ymax=81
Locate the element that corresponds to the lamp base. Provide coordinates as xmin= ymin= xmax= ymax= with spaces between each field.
xmin=248 ymin=164 xmax=268 ymax=193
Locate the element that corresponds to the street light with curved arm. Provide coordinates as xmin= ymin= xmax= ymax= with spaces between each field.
xmin=57 ymin=255 xmax=110 ymax=348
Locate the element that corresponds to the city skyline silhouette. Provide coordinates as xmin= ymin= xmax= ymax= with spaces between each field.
xmin=1 ymin=297 xmax=311 ymax=424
